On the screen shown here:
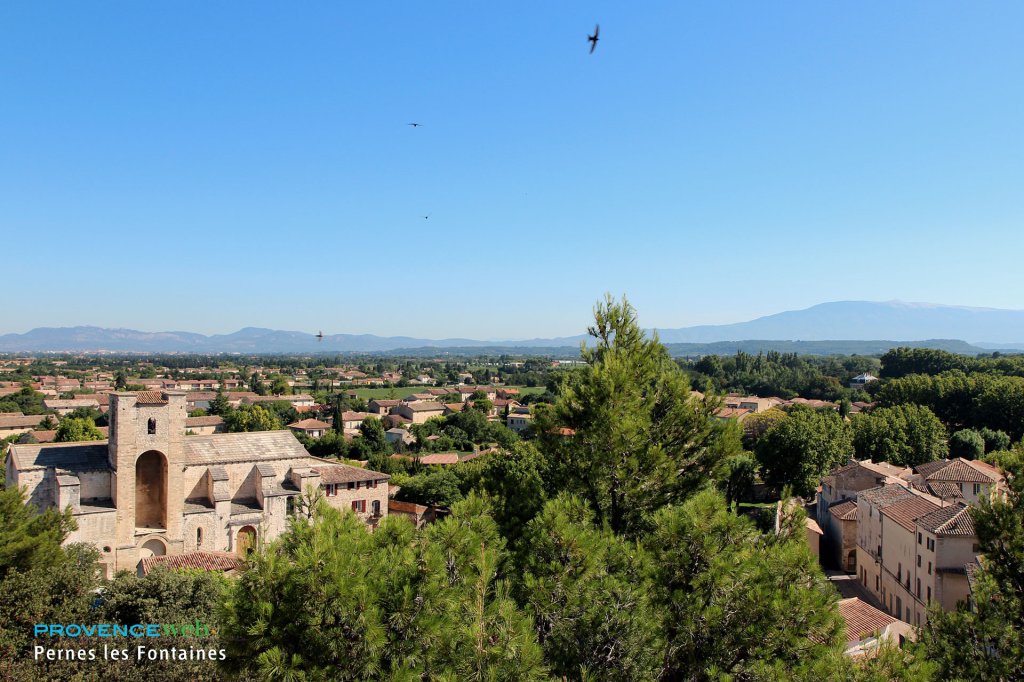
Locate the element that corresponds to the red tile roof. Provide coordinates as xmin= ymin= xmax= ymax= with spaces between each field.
xmin=829 ymin=499 xmax=859 ymax=521
xmin=418 ymin=453 xmax=460 ymax=465
xmin=881 ymin=496 xmax=940 ymax=532
xmin=313 ymin=463 xmax=390 ymax=484
xmin=838 ymin=597 xmax=897 ymax=643
xmin=287 ymin=418 xmax=331 ymax=430
xmin=140 ymin=551 xmax=243 ymax=575
xmin=916 ymin=504 xmax=976 ymax=537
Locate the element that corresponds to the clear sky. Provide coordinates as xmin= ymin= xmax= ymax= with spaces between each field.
xmin=2 ymin=2 xmax=1023 ymax=339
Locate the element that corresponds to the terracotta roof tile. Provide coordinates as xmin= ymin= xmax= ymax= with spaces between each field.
xmin=838 ymin=597 xmax=897 ymax=643
xmin=313 ymin=463 xmax=389 ymax=484
xmin=829 ymin=499 xmax=859 ymax=521
xmin=141 ymin=551 xmax=244 ymax=575
xmin=880 ymin=496 xmax=940 ymax=532
xmin=858 ymin=484 xmax=916 ymax=508
xmin=418 ymin=453 xmax=460 ymax=465
xmin=916 ymin=504 xmax=975 ymax=536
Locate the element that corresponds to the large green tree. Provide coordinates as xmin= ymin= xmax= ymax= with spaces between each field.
xmin=519 ymin=494 xmax=663 ymax=681
xmin=851 ymin=404 xmax=948 ymax=467
xmin=534 ymin=295 xmax=740 ymax=536
xmin=221 ymin=494 xmax=547 ymax=681
xmin=755 ymin=407 xmax=853 ymax=497
xmin=646 ymin=489 xmax=844 ymax=680
xmin=224 ymin=404 xmax=281 ymax=432
xmin=54 ymin=416 xmax=104 ymax=443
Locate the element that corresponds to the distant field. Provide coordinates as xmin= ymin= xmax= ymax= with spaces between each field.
xmin=348 ymin=385 xmax=545 ymax=400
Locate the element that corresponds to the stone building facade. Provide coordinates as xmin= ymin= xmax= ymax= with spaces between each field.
xmin=6 ymin=391 xmax=388 ymax=577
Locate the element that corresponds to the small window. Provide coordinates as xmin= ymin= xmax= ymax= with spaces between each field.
xmin=927 ymin=586 xmax=931 ymax=602
xmin=928 ymin=561 xmax=932 ymax=575
xmin=973 ymin=483 xmax=982 ymax=495
xmin=917 ymin=532 xmax=922 ymax=545
xmin=917 ymin=555 xmax=922 ymax=567
xmin=148 ymin=418 xmax=157 ymax=435
xmin=347 ymin=482 xmax=355 ymax=490
xmin=917 ymin=578 xmax=921 ymax=598
xmin=196 ymin=527 xmax=203 ymax=548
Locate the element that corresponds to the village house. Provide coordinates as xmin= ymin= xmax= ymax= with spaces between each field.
xmin=339 ymin=411 xmax=377 ymax=431
xmin=184 ymin=415 xmax=226 ymax=435
xmin=507 ymin=412 xmax=533 ymax=433
xmin=287 ymin=418 xmax=331 ymax=439
xmin=5 ymin=391 xmax=389 ymax=577
xmin=368 ymin=399 xmax=401 ymax=415
xmin=0 ymin=413 xmax=47 ymax=439
xmin=385 ymin=427 xmax=415 ymax=447
xmin=243 ymin=394 xmax=315 ymax=409
xmin=43 ymin=398 xmax=101 ymax=416
xmin=387 ymin=500 xmax=439 ymax=528
xmin=393 ymin=401 xmax=446 ymax=424
xmin=853 ymin=482 xmax=979 ymax=628
xmin=907 ymin=458 xmax=1006 ymax=506
xmin=837 ymin=597 xmax=914 ymax=657
xmin=849 ymin=373 xmax=879 ymax=390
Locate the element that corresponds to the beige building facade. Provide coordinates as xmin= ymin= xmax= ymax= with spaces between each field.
xmin=6 ymin=391 xmax=388 ymax=577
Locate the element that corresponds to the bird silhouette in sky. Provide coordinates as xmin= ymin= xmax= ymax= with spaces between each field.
xmin=423 ymin=213 xmax=431 ymax=220
xmin=316 ymin=331 xmax=324 ymax=342
xmin=588 ymin=24 xmax=599 ymax=53
xmin=408 ymin=122 xmax=422 ymax=128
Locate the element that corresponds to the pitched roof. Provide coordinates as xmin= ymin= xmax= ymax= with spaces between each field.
xmin=186 ymin=415 xmax=226 ymax=427
xmin=287 ymin=419 xmax=331 ymax=430
xmin=403 ymin=401 xmax=445 ymax=412
xmin=313 ymin=463 xmax=389 ymax=484
xmin=181 ymin=431 xmax=312 ymax=466
xmin=43 ymin=399 xmax=100 ymax=409
xmin=916 ymin=504 xmax=976 ymax=537
xmin=140 ymin=551 xmax=244 ymax=575
xmin=134 ymin=391 xmax=168 ymax=405
xmin=858 ymin=484 xmax=916 ymax=508
xmin=8 ymin=441 xmax=110 ymax=472
xmin=838 ymin=598 xmax=897 ymax=643
xmin=389 ymin=500 xmax=429 ymax=514
xmin=913 ymin=459 xmax=951 ymax=478
xmin=0 ymin=414 xmax=45 ymax=429
xmin=418 ymin=453 xmax=460 ymax=465
xmin=880 ymin=496 xmax=940 ymax=532
xmin=924 ymin=459 xmax=998 ymax=484
xmin=927 ymin=481 xmax=965 ymax=500
xmin=829 ymin=499 xmax=859 ymax=521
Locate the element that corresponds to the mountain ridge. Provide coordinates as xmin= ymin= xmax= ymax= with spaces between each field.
xmin=2 ymin=301 xmax=1023 ymax=353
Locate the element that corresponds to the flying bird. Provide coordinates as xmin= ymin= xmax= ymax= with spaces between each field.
xmin=316 ymin=331 xmax=324 ymax=342
xmin=408 ymin=122 xmax=422 ymax=128
xmin=588 ymin=24 xmax=599 ymax=53
xmin=423 ymin=213 xmax=431 ymax=220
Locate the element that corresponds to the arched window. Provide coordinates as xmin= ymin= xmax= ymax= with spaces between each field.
xmin=148 ymin=418 xmax=157 ymax=435
xmin=196 ymin=527 xmax=203 ymax=548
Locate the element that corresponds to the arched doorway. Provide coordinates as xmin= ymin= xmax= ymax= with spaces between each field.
xmin=137 ymin=538 xmax=166 ymax=576
xmin=236 ymin=526 xmax=257 ymax=557
xmin=135 ymin=451 xmax=167 ymax=529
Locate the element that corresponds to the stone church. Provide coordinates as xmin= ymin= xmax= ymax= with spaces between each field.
xmin=6 ymin=391 xmax=390 ymax=576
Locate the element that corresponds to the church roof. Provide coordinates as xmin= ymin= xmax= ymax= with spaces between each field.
xmin=9 ymin=430 xmax=318 ymax=473
xmin=182 ymin=430 xmax=313 ymax=466
xmin=8 ymin=441 xmax=109 ymax=473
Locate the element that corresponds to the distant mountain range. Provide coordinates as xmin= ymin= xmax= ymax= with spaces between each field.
xmin=1 ymin=301 xmax=1023 ymax=355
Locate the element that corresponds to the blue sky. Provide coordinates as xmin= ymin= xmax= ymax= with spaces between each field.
xmin=2 ymin=2 xmax=1023 ymax=339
